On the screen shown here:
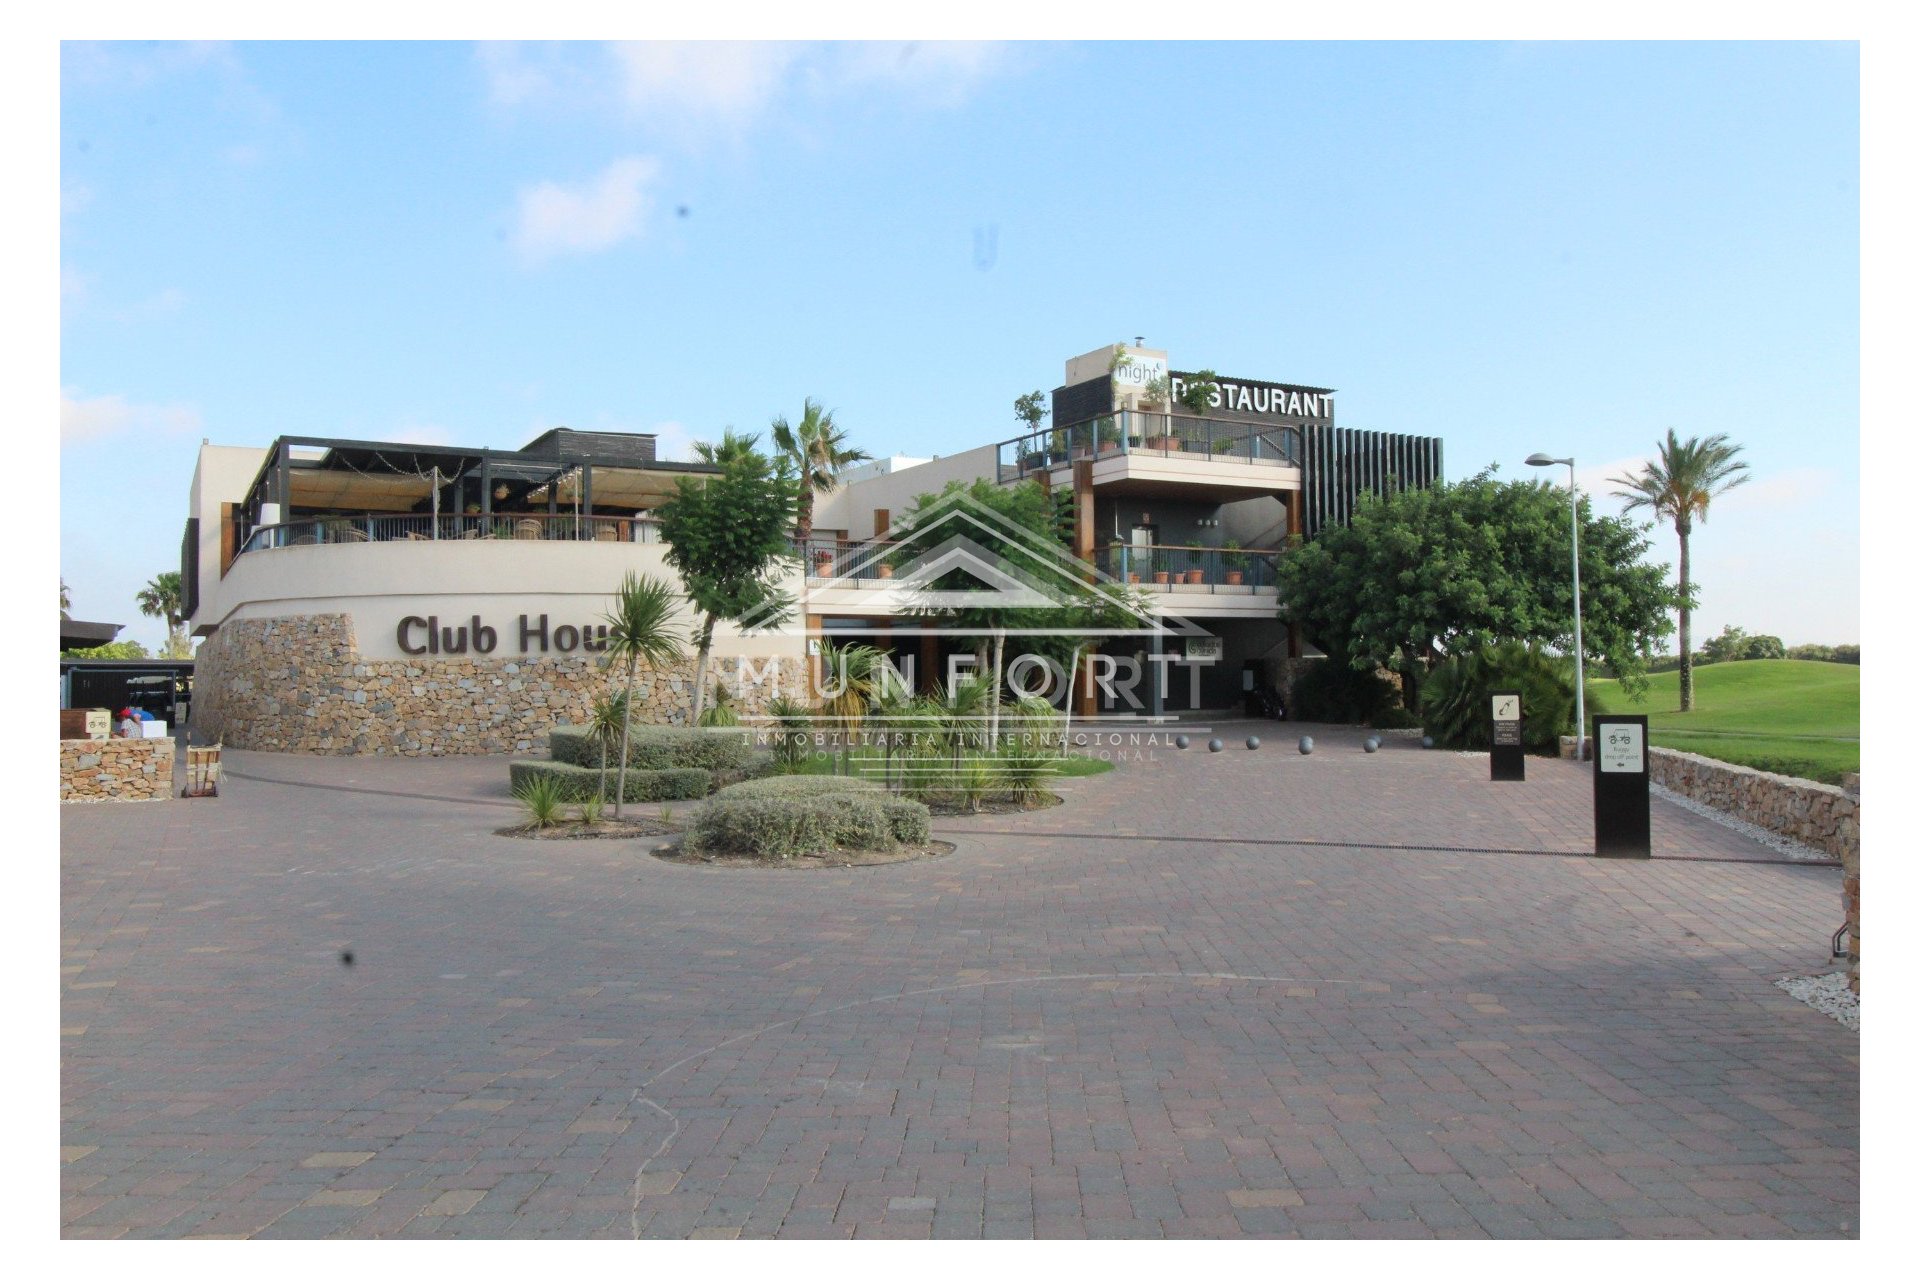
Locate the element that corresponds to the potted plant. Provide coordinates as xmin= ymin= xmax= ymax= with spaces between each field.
xmin=1185 ymin=566 xmax=1206 ymax=585
xmin=1222 ymin=540 xmax=1248 ymax=587
xmin=812 ymin=547 xmax=836 ymax=575
xmin=1097 ymin=417 xmax=1123 ymax=455
xmin=1213 ymin=435 xmax=1241 ymax=457
xmin=1153 ymin=569 xmax=1171 ymax=585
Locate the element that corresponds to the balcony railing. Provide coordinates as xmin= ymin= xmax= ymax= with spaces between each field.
xmin=1104 ymin=543 xmax=1279 ymax=592
xmin=237 ymin=512 xmax=662 ymax=556
xmin=793 ymin=536 xmax=907 ymax=581
xmin=996 ymin=411 xmax=1303 ymax=483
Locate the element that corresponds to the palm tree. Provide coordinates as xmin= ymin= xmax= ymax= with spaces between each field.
xmin=692 ymin=428 xmax=767 ymax=470
xmin=60 ymin=579 xmax=71 ymax=620
xmin=1610 ymin=430 xmax=1750 ymax=712
xmin=601 ymin=573 xmax=686 ymax=817
xmin=584 ymin=690 xmax=631 ymax=806
xmin=770 ymin=398 xmax=870 ymax=543
xmin=136 ymin=571 xmax=190 ymax=658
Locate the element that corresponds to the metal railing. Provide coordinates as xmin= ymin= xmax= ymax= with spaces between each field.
xmin=996 ymin=412 xmax=1303 ymax=483
xmin=238 ymin=512 xmax=661 ymax=556
xmin=1104 ymin=543 xmax=1279 ymax=591
xmin=793 ymin=536 xmax=906 ymax=581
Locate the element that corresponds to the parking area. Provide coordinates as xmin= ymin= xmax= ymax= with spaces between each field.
xmin=60 ymin=725 xmax=1856 ymax=1238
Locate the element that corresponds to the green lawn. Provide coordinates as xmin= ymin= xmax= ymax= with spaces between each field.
xmin=1585 ymin=660 xmax=1858 ymax=783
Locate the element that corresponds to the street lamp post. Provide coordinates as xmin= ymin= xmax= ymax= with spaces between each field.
xmin=1527 ymin=452 xmax=1586 ymax=761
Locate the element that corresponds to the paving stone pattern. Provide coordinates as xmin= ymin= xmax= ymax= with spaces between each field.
xmin=61 ymin=723 xmax=1855 ymax=1238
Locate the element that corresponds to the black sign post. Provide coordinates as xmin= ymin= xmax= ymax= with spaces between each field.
xmin=1489 ymin=689 xmax=1525 ymax=782
xmin=1593 ymin=714 xmax=1651 ymax=858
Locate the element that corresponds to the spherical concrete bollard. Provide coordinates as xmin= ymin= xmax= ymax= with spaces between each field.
xmin=1175 ymin=734 xmax=1190 ymax=750
xmin=1298 ymin=736 xmax=1314 ymax=755
xmin=1246 ymin=736 xmax=1261 ymax=751
xmin=1421 ymin=735 xmax=1435 ymax=750
xmin=1364 ymin=737 xmax=1380 ymax=754
xmin=1208 ymin=738 xmax=1224 ymax=753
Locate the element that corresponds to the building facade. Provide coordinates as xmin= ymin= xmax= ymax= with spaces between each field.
xmin=182 ymin=344 xmax=1442 ymax=753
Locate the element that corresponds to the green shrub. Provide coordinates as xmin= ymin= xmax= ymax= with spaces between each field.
xmin=992 ymin=751 xmax=1055 ymax=804
xmin=513 ymin=772 xmax=567 ymax=828
xmin=550 ymin=724 xmax=751 ymax=772
xmin=1289 ymin=659 xmax=1403 ymax=724
xmin=509 ymin=759 xmax=710 ymax=803
xmin=1420 ymin=641 xmax=1575 ymax=753
xmin=686 ymin=784 xmax=931 ymax=858
xmin=998 ymin=694 xmax=1064 ymax=752
xmin=715 ymin=774 xmax=884 ymax=799
xmin=577 ymin=792 xmax=605 ymax=825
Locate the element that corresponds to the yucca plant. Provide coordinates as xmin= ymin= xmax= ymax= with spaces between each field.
xmin=766 ymin=694 xmax=813 ymax=770
xmin=602 ymin=572 xmax=686 ymax=818
xmin=514 ymin=773 xmax=567 ymax=829
xmin=698 ymin=684 xmax=741 ymax=727
xmin=956 ymin=753 xmax=996 ymax=813
xmin=584 ymin=690 xmax=630 ymax=805
xmin=992 ymin=751 xmax=1055 ymax=806
xmin=817 ymin=638 xmax=890 ymax=737
xmin=576 ymin=793 xmax=605 ymax=826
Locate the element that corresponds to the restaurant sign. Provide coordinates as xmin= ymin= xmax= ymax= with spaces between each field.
xmin=1170 ymin=373 xmax=1333 ymax=421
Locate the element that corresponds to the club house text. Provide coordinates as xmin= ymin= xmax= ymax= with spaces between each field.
xmin=397 ymin=613 xmax=610 ymax=656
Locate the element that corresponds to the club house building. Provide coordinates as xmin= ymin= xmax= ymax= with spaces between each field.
xmin=183 ymin=343 xmax=1442 ymax=754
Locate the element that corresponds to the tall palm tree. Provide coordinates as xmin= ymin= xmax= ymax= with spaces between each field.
xmin=136 ymin=571 xmax=190 ymax=658
xmin=1610 ymin=430 xmax=1750 ymax=712
xmin=601 ymin=573 xmax=686 ymax=817
xmin=770 ymin=398 xmax=870 ymax=543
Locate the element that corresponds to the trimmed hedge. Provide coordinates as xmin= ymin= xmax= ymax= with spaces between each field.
xmin=686 ymin=776 xmax=931 ymax=858
xmin=549 ymin=724 xmax=752 ymax=772
xmin=509 ymin=759 xmax=710 ymax=803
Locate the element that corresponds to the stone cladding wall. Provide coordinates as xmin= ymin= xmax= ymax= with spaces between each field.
xmin=60 ymin=738 xmax=174 ymax=803
xmin=190 ymin=613 xmax=809 ymax=756
xmin=1645 ymin=747 xmax=1859 ymax=863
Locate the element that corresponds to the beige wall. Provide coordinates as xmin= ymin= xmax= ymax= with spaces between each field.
xmin=812 ymin=443 xmax=1001 ymax=542
xmin=187 ymin=443 xmax=270 ymax=633
xmin=206 ymin=540 xmax=807 ymax=662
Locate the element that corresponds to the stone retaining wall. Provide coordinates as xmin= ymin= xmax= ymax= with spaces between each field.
xmin=60 ymin=738 xmax=174 ymax=803
xmin=190 ymin=613 xmax=810 ymax=756
xmin=1558 ymin=736 xmax=1859 ymax=862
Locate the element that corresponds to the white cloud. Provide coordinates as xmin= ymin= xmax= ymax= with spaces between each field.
xmin=512 ymin=156 xmax=661 ymax=265
xmin=63 ymin=41 xmax=236 ymax=90
xmin=648 ymin=420 xmax=699 ymax=463
xmin=607 ymin=42 xmax=799 ymax=128
xmin=480 ymin=40 xmax=1009 ymax=136
xmin=817 ymin=41 xmax=1007 ymax=105
xmin=61 ymin=389 xmax=201 ymax=445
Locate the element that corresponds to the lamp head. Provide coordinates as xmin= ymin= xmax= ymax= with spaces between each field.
xmin=1525 ymin=453 xmax=1569 ymax=467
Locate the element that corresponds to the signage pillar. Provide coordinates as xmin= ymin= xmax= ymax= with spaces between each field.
xmin=1592 ymin=714 xmax=1651 ymax=858
xmin=1489 ymin=689 xmax=1525 ymax=781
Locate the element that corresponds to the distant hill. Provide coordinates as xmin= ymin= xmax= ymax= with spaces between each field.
xmin=1586 ymin=659 xmax=1858 ymax=784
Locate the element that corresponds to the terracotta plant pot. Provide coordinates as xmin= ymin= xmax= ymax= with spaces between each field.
xmin=877 ymin=563 xmax=894 ymax=579
xmin=1127 ymin=572 xmax=1140 ymax=584
xmin=1185 ymin=568 xmax=1205 ymax=585
xmin=1098 ymin=441 xmax=1120 ymax=455
xmin=1225 ymin=570 xmax=1243 ymax=586
xmin=1153 ymin=571 xmax=1170 ymax=585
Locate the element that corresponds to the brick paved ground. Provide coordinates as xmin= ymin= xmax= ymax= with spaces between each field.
xmin=61 ymin=723 xmax=1855 ymax=1238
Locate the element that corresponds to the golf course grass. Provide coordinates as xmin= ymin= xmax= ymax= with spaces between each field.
xmin=1586 ymin=659 xmax=1858 ymax=784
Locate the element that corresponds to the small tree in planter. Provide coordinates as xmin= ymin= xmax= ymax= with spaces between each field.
xmin=1178 ymin=369 xmax=1221 ymax=415
xmin=1097 ymin=417 xmax=1124 ymax=455
xmin=1013 ymin=390 xmax=1050 ymax=468
xmin=1222 ymin=540 xmax=1249 ymax=586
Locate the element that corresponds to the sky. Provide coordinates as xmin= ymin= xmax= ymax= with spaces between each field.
xmin=57 ymin=38 xmax=1860 ymax=653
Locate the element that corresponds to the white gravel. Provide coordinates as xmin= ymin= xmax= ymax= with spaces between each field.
xmin=1650 ymin=781 xmax=1835 ymax=862
xmin=1774 ymin=972 xmax=1858 ymax=1030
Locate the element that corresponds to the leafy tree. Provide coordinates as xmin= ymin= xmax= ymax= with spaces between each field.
xmin=62 ymin=640 xmax=150 ymax=660
xmin=655 ymin=433 xmax=798 ymax=722
xmin=1177 ymin=369 xmax=1221 ymax=415
xmin=1743 ymin=633 xmax=1786 ymax=660
xmin=1610 ymin=430 xmax=1751 ymax=711
xmin=770 ymin=398 xmax=870 ymax=544
xmin=60 ymin=579 xmax=71 ymax=620
xmin=1013 ymin=390 xmax=1048 ymax=433
xmin=1698 ymin=624 xmax=1750 ymax=666
xmin=136 ymin=571 xmax=191 ymax=658
xmin=601 ymin=574 xmax=685 ymax=817
xmin=891 ymin=477 xmax=1146 ymax=744
xmin=1832 ymin=644 xmax=1860 ymax=664
xmin=1275 ymin=468 xmax=1677 ymax=710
